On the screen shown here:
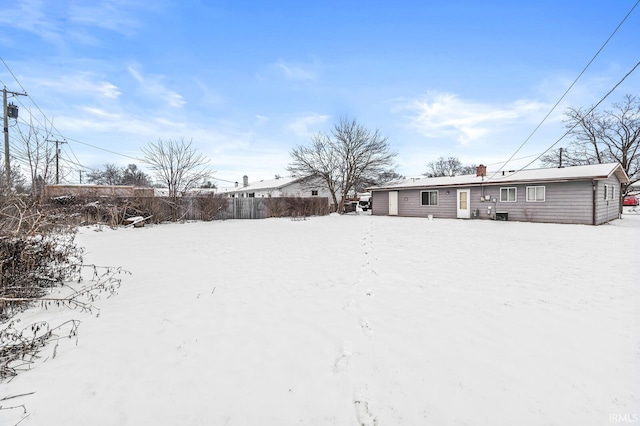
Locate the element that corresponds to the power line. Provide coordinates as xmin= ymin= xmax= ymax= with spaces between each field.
xmin=1 ymin=56 xmax=143 ymax=172
xmin=485 ymin=153 xmax=542 ymax=167
xmin=60 ymin=145 xmax=92 ymax=170
xmin=9 ymin=114 xmax=128 ymax=167
xmin=487 ymin=60 xmax=640 ymax=181
xmin=519 ymin=61 xmax=640 ymax=169
xmin=62 ymin=135 xmax=143 ymax=161
xmin=491 ymin=0 xmax=640 ymax=177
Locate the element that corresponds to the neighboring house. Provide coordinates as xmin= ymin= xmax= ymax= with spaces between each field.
xmin=217 ymin=175 xmax=332 ymax=202
xmin=368 ymin=163 xmax=629 ymax=225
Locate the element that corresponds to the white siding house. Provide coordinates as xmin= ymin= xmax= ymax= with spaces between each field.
xmin=217 ymin=176 xmax=332 ymax=202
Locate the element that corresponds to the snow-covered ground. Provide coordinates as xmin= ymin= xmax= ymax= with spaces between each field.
xmin=2 ymin=211 xmax=639 ymax=425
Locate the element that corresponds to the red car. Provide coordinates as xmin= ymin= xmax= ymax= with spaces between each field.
xmin=623 ymin=195 xmax=639 ymax=206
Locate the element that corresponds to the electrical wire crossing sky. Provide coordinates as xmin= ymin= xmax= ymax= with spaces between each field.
xmin=1 ymin=0 xmax=639 ymax=184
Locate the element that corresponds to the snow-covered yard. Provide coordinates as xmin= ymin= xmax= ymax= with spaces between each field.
xmin=2 ymin=212 xmax=639 ymax=425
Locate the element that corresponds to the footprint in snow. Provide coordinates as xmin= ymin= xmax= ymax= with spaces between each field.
xmin=359 ymin=319 xmax=374 ymax=337
xmin=354 ymin=387 xmax=378 ymax=426
xmin=342 ymin=299 xmax=356 ymax=311
xmin=333 ymin=340 xmax=353 ymax=373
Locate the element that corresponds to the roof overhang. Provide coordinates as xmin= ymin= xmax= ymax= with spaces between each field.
xmin=369 ymin=163 xmax=631 ymax=192
xmin=609 ymin=163 xmax=631 ymax=184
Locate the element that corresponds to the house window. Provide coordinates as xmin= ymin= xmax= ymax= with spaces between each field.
xmin=421 ymin=190 xmax=438 ymax=206
xmin=603 ymin=184 xmax=617 ymax=200
xmin=311 ymin=190 xmax=318 ymax=196
xmin=526 ymin=186 xmax=545 ymax=202
xmin=248 ymin=193 xmax=255 ymax=198
xmin=500 ymin=187 xmax=517 ymax=202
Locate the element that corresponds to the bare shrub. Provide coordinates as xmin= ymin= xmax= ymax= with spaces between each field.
xmin=1 ymin=319 xmax=80 ymax=381
xmin=265 ymin=197 xmax=288 ymax=218
xmin=289 ymin=197 xmax=306 ymax=218
xmin=197 ymin=194 xmax=228 ymax=221
xmin=131 ymin=196 xmax=165 ymax=223
xmin=1 ymin=193 xmax=129 ymax=384
xmin=44 ymin=196 xmax=162 ymax=227
xmin=1 ymin=264 xmax=126 ymax=380
xmin=265 ymin=197 xmax=329 ymax=218
xmin=0 ymin=222 xmax=83 ymax=320
xmin=0 ymin=195 xmax=48 ymax=236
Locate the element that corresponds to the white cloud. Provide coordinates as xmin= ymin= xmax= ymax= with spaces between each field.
xmin=26 ymin=72 xmax=122 ymax=100
xmin=98 ymin=82 xmax=121 ymax=99
xmin=166 ymin=91 xmax=186 ymax=108
xmin=286 ymin=113 xmax=331 ymax=138
xmin=400 ymin=92 xmax=548 ymax=146
xmin=127 ymin=66 xmax=144 ymax=83
xmin=0 ymin=0 xmax=157 ymax=47
xmin=68 ymin=0 xmax=144 ymax=35
xmin=269 ymin=59 xmax=318 ymax=82
xmin=127 ymin=66 xmax=186 ymax=108
xmin=192 ymin=78 xmax=226 ymax=107
xmin=62 ymin=106 xmax=149 ymax=135
xmin=0 ymin=0 xmax=63 ymax=45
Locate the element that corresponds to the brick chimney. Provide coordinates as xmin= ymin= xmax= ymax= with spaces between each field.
xmin=476 ymin=164 xmax=486 ymax=177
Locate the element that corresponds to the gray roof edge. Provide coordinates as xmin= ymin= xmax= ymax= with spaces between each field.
xmin=368 ymin=163 xmax=629 ymax=191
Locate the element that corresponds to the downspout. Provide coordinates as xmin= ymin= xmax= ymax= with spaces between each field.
xmin=592 ymin=180 xmax=596 ymax=225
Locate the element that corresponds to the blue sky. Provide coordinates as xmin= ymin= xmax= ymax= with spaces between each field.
xmin=1 ymin=0 xmax=639 ymax=184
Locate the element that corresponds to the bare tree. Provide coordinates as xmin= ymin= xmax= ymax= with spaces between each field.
xmin=14 ymin=113 xmax=56 ymax=198
xmin=121 ymin=164 xmax=152 ymax=187
xmin=141 ymin=138 xmax=211 ymax=219
xmin=87 ymin=163 xmax=123 ymax=185
xmin=86 ymin=163 xmax=152 ymax=187
xmin=425 ymin=156 xmax=476 ymax=177
xmin=541 ymin=94 xmax=640 ymax=193
xmin=288 ymin=117 xmax=397 ymax=212
xmin=356 ymin=170 xmax=405 ymax=193
xmin=0 ymin=164 xmax=28 ymax=193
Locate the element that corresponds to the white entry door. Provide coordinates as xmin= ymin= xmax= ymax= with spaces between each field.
xmin=457 ymin=189 xmax=471 ymax=218
xmin=389 ymin=191 xmax=398 ymax=216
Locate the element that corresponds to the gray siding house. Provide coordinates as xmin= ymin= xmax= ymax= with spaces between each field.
xmin=369 ymin=163 xmax=629 ymax=225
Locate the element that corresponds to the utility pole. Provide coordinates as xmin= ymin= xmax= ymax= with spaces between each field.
xmin=46 ymin=139 xmax=67 ymax=184
xmin=3 ymin=86 xmax=27 ymax=192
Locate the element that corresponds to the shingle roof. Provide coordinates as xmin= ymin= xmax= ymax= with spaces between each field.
xmin=369 ymin=163 xmax=629 ymax=191
xmin=217 ymin=176 xmax=301 ymax=194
